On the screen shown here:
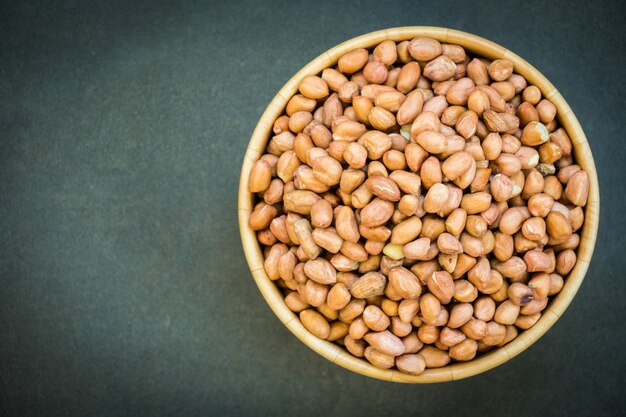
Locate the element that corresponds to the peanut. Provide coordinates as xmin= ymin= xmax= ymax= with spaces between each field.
xmin=408 ymin=37 xmax=442 ymax=61
xmin=398 ymin=299 xmax=420 ymax=323
xmin=424 ymin=55 xmax=456 ymax=81
xmin=488 ymin=59 xmax=514 ymax=81
xmin=363 ymin=305 xmax=391 ymax=331
xmin=300 ymin=309 xmax=331 ymax=339
xmin=299 ymin=75 xmax=329 ymax=100
xmin=338 ymin=49 xmax=369 ymax=74
xmin=364 ymin=347 xmax=395 ymax=368
xmin=395 ymin=353 xmax=426 ymax=375
xmin=364 ymin=330 xmax=406 ymax=356
xmin=427 ymin=271 xmax=455 ymax=304
xmin=418 ymin=346 xmax=451 ymax=368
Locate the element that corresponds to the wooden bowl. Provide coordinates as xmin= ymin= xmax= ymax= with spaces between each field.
xmin=238 ymin=27 xmax=599 ymax=383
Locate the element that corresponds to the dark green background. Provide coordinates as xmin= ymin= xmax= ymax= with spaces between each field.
xmin=1 ymin=0 xmax=625 ymax=416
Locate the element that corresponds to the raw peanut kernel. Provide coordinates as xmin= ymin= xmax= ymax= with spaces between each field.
xmin=437 ymin=233 xmax=463 ymax=254
xmin=428 ymin=271 xmax=455 ymax=304
xmin=365 ymin=176 xmax=401 ymax=202
xmin=408 ymin=37 xmax=442 ymax=61
xmin=565 ymin=171 xmax=590 ymax=206
xmin=300 ymin=310 xmax=331 ymax=339
xmin=423 ymin=183 xmax=450 ymax=213
xmin=521 ymin=121 xmax=549 ymax=146
xmin=249 ymin=160 xmax=272 ymax=193
xmin=442 ymin=151 xmax=473 ymax=181
xmin=423 ymin=56 xmax=456 ymax=82
xmin=350 ymin=272 xmax=387 ymax=299
xmin=364 ymin=331 xmax=406 ymax=357
xmin=363 ymin=305 xmax=391 ymax=331
xmin=338 ymin=49 xmax=369 ymax=74
xmin=304 ymin=258 xmax=337 ymax=284
xmin=488 ymin=59 xmax=514 ymax=82
xmin=299 ymin=75 xmax=329 ymax=100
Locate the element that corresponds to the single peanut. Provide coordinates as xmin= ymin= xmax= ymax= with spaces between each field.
xmin=461 ymin=192 xmax=492 ymax=214
xmin=442 ymin=151 xmax=473 ymax=181
xmin=565 ymin=170 xmax=590 ymax=206
xmin=299 ymin=75 xmax=329 ymax=100
xmin=364 ymin=346 xmax=395 ymax=369
xmin=488 ymin=59 xmax=514 ymax=81
xmin=304 ymin=258 xmax=337 ymax=284
xmin=408 ymin=37 xmax=442 ymax=61
xmin=363 ymin=305 xmax=391 ymax=331
xmin=397 ymin=298 xmax=420 ymax=323
xmin=338 ymin=48 xmax=369 ymax=74
xmin=418 ymin=346 xmax=451 ymax=368
xmin=364 ymin=330 xmax=406 ymax=357
xmin=424 ymin=55 xmax=456 ymax=81
xmin=420 ymin=156 xmax=443 ymax=189
xmin=427 ymin=270 xmax=455 ymax=304
xmin=300 ymin=309 xmax=331 ymax=339
xmin=395 ymin=353 xmax=426 ymax=375
xmin=419 ymin=293 xmax=441 ymax=324
xmin=365 ymin=176 xmax=401 ymax=202
xmin=401 ymin=332 xmax=424 ymax=354
xmin=249 ymin=202 xmax=279 ymax=231
xmin=556 ymin=249 xmax=577 ymax=276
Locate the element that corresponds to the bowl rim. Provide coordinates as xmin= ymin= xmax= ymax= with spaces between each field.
xmin=238 ymin=26 xmax=600 ymax=383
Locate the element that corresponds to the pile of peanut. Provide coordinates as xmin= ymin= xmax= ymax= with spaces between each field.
xmin=248 ymin=37 xmax=590 ymax=375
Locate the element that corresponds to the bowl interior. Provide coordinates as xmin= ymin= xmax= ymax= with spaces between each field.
xmin=238 ymin=26 xmax=599 ymax=383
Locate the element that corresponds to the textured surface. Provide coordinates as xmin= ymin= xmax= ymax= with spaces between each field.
xmin=1 ymin=1 xmax=624 ymax=416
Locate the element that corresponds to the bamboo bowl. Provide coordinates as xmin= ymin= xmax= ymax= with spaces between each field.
xmin=238 ymin=27 xmax=599 ymax=383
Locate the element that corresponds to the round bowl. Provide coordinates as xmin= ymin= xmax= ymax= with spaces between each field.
xmin=238 ymin=27 xmax=599 ymax=383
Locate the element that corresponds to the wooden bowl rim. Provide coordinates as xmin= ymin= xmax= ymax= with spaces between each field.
xmin=238 ymin=26 xmax=600 ymax=383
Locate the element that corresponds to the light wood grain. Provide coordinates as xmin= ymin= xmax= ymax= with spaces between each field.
xmin=238 ymin=27 xmax=600 ymax=383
